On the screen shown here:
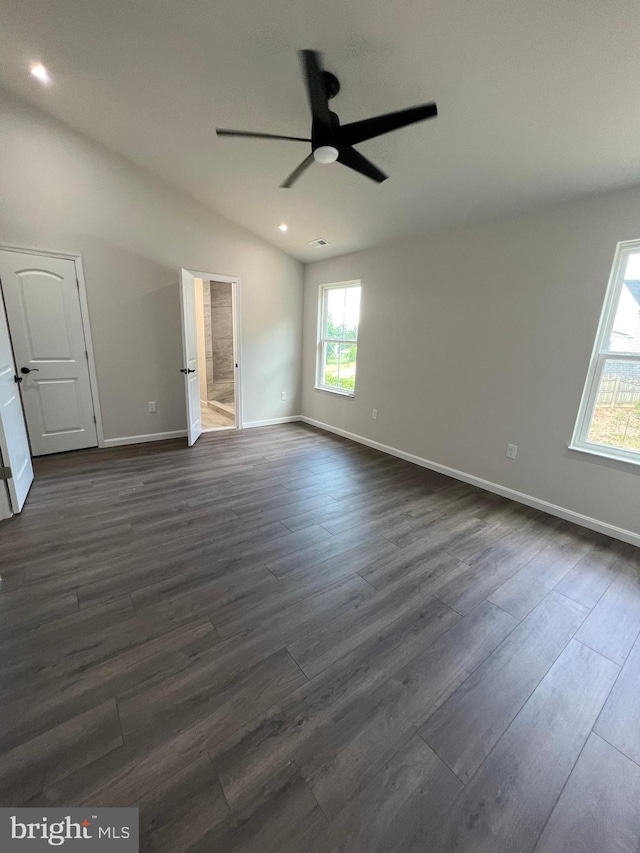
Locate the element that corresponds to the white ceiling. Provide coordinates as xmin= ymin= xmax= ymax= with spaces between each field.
xmin=1 ymin=0 xmax=639 ymax=262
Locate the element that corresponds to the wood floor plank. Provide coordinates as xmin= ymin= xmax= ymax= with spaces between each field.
xmin=117 ymin=647 xmax=307 ymax=749
xmin=47 ymin=653 xmax=308 ymax=809
xmin=0 ymin=700 xmax=123 ymax=806
xmin=0 ymin=590 xmax=78 ymax=639
xmin=488 ymin=530 xmax=596 ymax=620
xmin=359 ymin=539 xmax=472 ymax=592
xmin=436 ymin=517 xmax=562 ymax=615
xmin=287 ymin=584 xmax=452 ymax=678
xmin=189 ymin=762 xmax=326 ymax=853
xmin=296 ymin=601 xmax=517 ymax=818
xmin=574 ymin=555 xmax=640 ymax=664
xmin=280 ymin=537 xmax=400 ymax=586
xmin=594 ymin=632 xmax=640 ymax=766
xmin=306 ymin=734 xmax=463 ymax=853
xmin=215 ymin=595 xmax=462 ymax=809
xmin=210 ymin=549 xmax=393 ymax=640
xmin=0 ymin=596 xmax=136 ymax=675
xmin=265 ymin=524 xmax=396 ymax=580
xmin=430 ymin=640 xmax=619 ymax=853
xmin=0 ymin=619 xmax=218 ymax=752
xmin=420 ymin=590 xmax=588 ymax=781
xmin=532 ymin=732 xmax=640 ymax=853
xmin=554 ymin=539 xmax=622 ymax=608
xmin=137 ymin=755 xmax=229 ymax=853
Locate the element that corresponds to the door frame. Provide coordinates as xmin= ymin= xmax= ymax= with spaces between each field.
xmin=0 ymin=244 xmax=105 ymax=448
xmin=183 ymin=268 xmax=243 ymax=431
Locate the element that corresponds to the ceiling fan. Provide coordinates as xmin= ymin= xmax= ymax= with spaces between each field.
xmin=216 ymin=50 xmax=438 ymax=188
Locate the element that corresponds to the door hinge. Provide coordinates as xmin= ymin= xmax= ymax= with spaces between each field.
xmin=1 ymin=466 xmax=12 ymax=481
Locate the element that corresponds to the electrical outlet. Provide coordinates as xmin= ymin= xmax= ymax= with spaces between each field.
xmin=506 ymin=443 xmax=518 ymax=459
xmin=148 ymin=401 xmax=156 ymax=413
xmin=372 ymin=409 xmax=378 ymax=420
xmin=281 ymin=391 xmax=287 ymax=401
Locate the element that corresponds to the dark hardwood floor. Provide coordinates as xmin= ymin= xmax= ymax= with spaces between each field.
xmin=1 ymin=422 xmax=639 ymax=852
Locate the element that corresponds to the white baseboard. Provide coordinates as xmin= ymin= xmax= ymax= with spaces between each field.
xmin=103 ymin=430 xmax=187 ymax=448
xmin=300 ymin=416 xmax=640 ymax=548
xmin=242 ymin=416 xmax=302 ymax=429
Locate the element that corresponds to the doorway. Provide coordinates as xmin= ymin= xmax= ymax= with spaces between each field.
xmin=195 ymin=277 xmax=237 ymax=432
xmin=0 ymin=248 xmax=101 ymax=456
xmin=179 ymin=268 xmax=241 ymax=445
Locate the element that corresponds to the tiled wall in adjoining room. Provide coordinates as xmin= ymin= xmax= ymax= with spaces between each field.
xmin=204 ymin=280 xmax=235 ymax=407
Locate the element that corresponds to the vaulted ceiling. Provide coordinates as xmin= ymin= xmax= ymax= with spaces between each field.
xmin=1 ymin=0 xmax=639 ymax=261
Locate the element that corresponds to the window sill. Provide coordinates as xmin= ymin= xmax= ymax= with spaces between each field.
xmin=314 ymin=385 xmax=355 ymax=398
xmin=568 ymin=442 xmax=640 ymax=468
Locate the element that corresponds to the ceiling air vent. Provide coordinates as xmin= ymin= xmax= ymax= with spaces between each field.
xmin=309 ymin=238 xmax=330 ymax=248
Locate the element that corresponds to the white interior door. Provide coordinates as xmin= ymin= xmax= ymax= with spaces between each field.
xmin=0 ymin=250 xmax=98 ymax=456
xmin=0 ymin=292 xmax=33 ymax=513
xmin=179 ymin=269 xmax=202 ymax=446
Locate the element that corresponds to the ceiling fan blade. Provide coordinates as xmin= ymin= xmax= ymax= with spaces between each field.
xmin=299 ymin=49 xmax=331 ymax=128
xmin=337 ymin=102 xmax=438 ymax=147
xmin=337 ymin=147 xmax=388 ymax=183
xmin=280 ymin=153 xmax=315 ymax=188
xmin=216 ymin=129 xmax=311 ymax=142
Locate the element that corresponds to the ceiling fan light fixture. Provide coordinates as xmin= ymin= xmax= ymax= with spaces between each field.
xmin=313 ymin=145 xmax=339 ymax=164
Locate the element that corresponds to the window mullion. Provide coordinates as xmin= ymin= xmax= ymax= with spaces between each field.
xmin=600 ymin=351 xmax=640 ymax=362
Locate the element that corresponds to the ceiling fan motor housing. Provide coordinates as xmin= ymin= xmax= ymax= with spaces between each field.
xmin=311 ymin=112 xmax=340 ymax=152
xmin=323 ymin=71 xmax=340 ymax=100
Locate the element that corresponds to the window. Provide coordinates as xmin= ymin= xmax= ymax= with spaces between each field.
xmin=316 ymin=281 xmax=361 ymax=396
xmin=572 ymin=239 xmax=640 ymax=464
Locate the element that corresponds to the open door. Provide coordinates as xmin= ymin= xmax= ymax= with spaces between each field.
xmin=179 ymin=269 xmax=202 ymax=446
xmin=0 ymin=292 xmax=33 ymax=513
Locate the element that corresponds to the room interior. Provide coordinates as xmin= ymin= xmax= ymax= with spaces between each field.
xmin=1 ymin=1 xmax=640 ymax=850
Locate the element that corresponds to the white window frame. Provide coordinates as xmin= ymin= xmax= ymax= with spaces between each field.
xmin=570 ymin=238 xmax=640 ymax=466
xmin=315 ymin=280 xmax=361 ymax=397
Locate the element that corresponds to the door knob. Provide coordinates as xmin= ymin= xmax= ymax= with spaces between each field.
xmin=20 ymin=367 xmax=40 ymax=374
xmin=180 ymin=368 xmax=196 ymax=374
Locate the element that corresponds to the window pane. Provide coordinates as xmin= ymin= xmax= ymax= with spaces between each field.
xmin=325 ymin=288 xmax=346 ymax=339
xmin=322 ymin=341 xmax=340 ymax=388
xmin=609 ymin=258 xmax=640 ymax=353
xmin=343 ymin=287 xmax=361 ymax=340
xmin=587 ymin=360 xmax=640 ymax=451
xmin=337 ymin=343 xmax=357 ymax=392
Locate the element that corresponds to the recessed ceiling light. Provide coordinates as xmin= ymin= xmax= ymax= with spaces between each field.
xmin=278 ymin=223 xmax=288 ymax=232
xmin=30 ymin=63 xmax=51 ymax=85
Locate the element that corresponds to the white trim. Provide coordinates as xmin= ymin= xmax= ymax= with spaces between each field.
xmin=0 ymin=244 xmax=105 ymax=448
xmin=103 ymin=430 xmax=187 ymax=447
xmin=571 ymin=238 xmax=640 ymax=463
xmin=568 ymin=440 xmax=640 ymax=467
xmin=316 ymin=280 xmax=361 ymax=397
xmin=314 ymin=385 xmax=355 ymax=398
xmin=243 ymin=416 xmax=302 ymax=429
xmin=74 ymin=255 xmax=105 ymax=447
xmin=300 ymin=416 xmax=640 ymax=548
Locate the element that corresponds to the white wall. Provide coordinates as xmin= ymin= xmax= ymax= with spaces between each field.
xmin=0 ymin=88 xmax=303 ymax=441
xmin=302 ymin=185 xmax=640 ymax=538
